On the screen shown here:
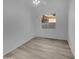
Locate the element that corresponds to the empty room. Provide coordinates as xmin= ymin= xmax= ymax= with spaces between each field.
xmin=3 ymin=0 xmax=75 ymax=59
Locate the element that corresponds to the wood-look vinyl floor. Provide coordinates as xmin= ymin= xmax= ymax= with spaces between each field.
xmin=4 ymin=37 xmax=74 ymax=59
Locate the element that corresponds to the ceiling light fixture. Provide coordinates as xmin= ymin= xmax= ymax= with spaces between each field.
xmin=33 ymin=0 xmax=40 ymax=7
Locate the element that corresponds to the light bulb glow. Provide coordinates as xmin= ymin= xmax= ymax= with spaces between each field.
xmin=33 ymin=0 xmax=40 ymax=7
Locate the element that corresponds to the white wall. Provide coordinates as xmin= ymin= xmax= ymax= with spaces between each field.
xmin=3 ymin=0 xmax=35 ymax=55
xmin=68 ymin=0 xmax=75 ymax=56
xmin=4 ymin=0 xmax=73 ymax=55
xmin=35 ymin=0 xmax=69 ymax=40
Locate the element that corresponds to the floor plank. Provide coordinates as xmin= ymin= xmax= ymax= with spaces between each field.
xmin=4 ymin=37 xmax=74 ymax=59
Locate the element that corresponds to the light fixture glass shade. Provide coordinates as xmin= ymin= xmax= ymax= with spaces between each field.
xmin=33 ymin=0 xmax=40 ymax=7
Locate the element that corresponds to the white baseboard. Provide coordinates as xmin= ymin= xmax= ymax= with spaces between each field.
xmin=4 ymin=35 xmax=66 ymax=56
xmin=4 ymin=35 xmax=35 ymax=56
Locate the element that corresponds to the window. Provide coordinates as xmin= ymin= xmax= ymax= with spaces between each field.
xmin=41 ymin=12 xmax=56 ymax=29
